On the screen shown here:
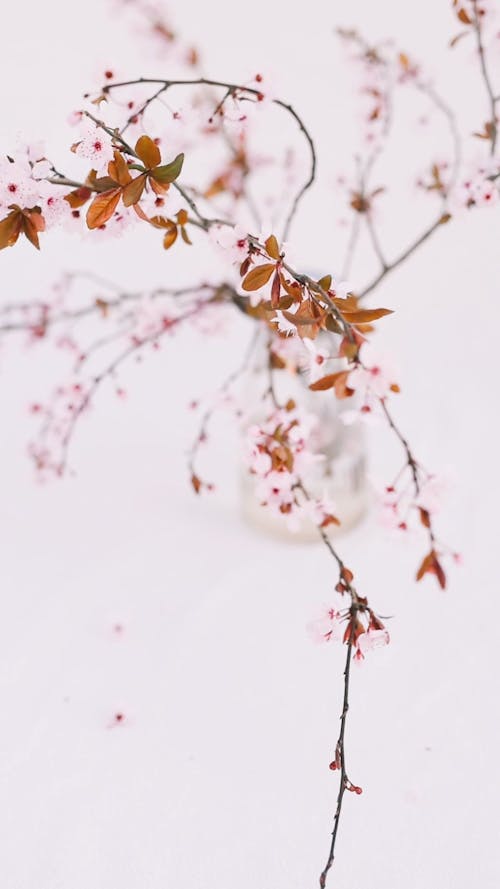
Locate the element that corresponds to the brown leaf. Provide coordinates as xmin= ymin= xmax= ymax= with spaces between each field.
xmin=265 ymin=234 xmax=280 ymax=260
xmin=108 ymin=150 xmax=132 ymax=186
xmin=180 ymin=226 xmax=192 ymax=245
xmin=134 ymin=203 xmax=151 ymax=222
xmin=416 ymin=550 xmax=446 ymax=589
xmin=309 ymin=371 xmax=354 ymax=398
xmin=86 ymin=170 xmax=119 ymax=193
xmin=324 ymin=315 xmax=343 ymax=334
xmin=340 ymin=307 xmax=393 ymax=323
xmin=149 ymin=215 xmax=174 ymax=229
xmin=0 ymin=208 xmax=23 ymax=249
xmin=163 ymin=225 xmax=178 ymax=249
xmin=271 ymin=270 xmax=281 ymax=308
xmin=86 ymin=188 xmax=122 ymax=229
xmin=339 ymin=330 xmax=365 ymax=359
xmin=65 ymin=186 xmax=92 ymax=209
xmin=309 ymin=373 xmax=343 ymax=391
xmin=320 ymin=514 xmax=341 ymax=528
xmin=449 ymin=31 xmax=469 ymax=48
xmin=149 ymin=177 xmax=169 ymax=196
xmin=191 ymin=474 xmax=202 ymax=494
xmin=239 ymin=256 xmax=251 ymax=277
xmin=419 ymin=508 xmax=431 ymax=529
xmin=416 ymin=551 xmax=435 ymax=581
xmin=122 ymin=173 xmax=147 ymax=207
xmin=434 ymin=557 xmax=447 ymax=590
xmin=241 ymin=263 xmax=276 ymax=291
xmin=21 ymin=208 xmax=45 ymax=249
xmin=270 ymin=351 xmax=286 ymax=370
xmin=457 ymin=7 xmax=472 ymax=24
xmin=279 ymin=272 xmax=303 ymax=300
xmin=343 ymin=617 xmax=364 ymax=645
xmin=135 ymin=135 xmax=161 ymax=169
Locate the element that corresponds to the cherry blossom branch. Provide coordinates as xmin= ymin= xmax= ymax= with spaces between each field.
xmin=358 ymin=212 xmax=449 ymax=299
xmin=0 ymin=279 xmax=217 ymax=335
xmin=319 ymin=628 xmax=354 ymax=889
xmin=51 ymin=298 xmax=211 ymax=475
xmin=336 ymin=28 xmax=461 ymax=301
xmin=99 ymin=77 xmax=316 ymax=237
xmin=471 ymin=0 xmax=498 ymax=154
xmin=187 ymin=325 xmax=260 ymax=491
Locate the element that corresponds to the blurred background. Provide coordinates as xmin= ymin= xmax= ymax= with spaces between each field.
xmin=0 ymin=1 xmax=498 ymax=887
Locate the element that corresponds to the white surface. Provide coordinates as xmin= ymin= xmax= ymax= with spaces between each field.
xmin=1 ymin=1 xmax=499 ymax=887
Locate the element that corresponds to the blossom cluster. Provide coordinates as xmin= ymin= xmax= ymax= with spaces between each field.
xmin=308 ymin=601 xmax=390 ymax=662
xmin=245 ymin=406 xmax=339 ymax=532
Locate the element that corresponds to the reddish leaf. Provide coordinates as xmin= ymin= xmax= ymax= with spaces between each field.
xmin=122 ymin=173 xmax=147 ymax=207
xmin=416 ymin=550 xmax=447 ymax=589
xmin=433 ymin=556 xmax=447 ymax=590
xmin=271 ymin=270 xmax=281 ymax=308
xmin=65 ymin=186 xmax=92 ymax=209
xmin=0 ymin=208 xmax=23 ymax=249
xmin=86 ymin=188 xmax=122 ymax=229
xmin=149 ymin=177 xmax=169 ymax=196
xmin=343 ymin=618 xmax=364 ymax=645
xmin=279 ymin=272 xmax=303 ymax=300
xmin=419 ymin=508 xmax=431 ymax=529
xmin=21 ymin=208 xmax=45 ymax=249
xmin=239 ymin=256 xmax=251 ymax=277
xmin=320 ymin=514 xmax=341 ymax=528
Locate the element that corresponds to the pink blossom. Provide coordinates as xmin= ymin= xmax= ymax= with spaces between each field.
xmin=307 ymin=608 xmax=342 ymax=644
xmin=299 ymin=338 xmax=333 ymax=383
xmin=415 ymin=473 xmax=451 ymax=516
xmin=358 ymin=628 xmax=390 ymax=655
xmin=0 ymin=158 xmax=39 ymax=211
xmin=67 ymin=110 xmax=84 ymax=127
xmin=74 ymin=122 xmax=115 ymax=175
xmin=209 ymin=223 xmax=249 ymax=264
xmin=349 ymin=343 xmax=399 ymax=401
xmin=30 ymin=159 xmax=52 ymax=180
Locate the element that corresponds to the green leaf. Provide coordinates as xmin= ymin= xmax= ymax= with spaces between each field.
xmin=151 ymin=153 xmax=185 ymax=184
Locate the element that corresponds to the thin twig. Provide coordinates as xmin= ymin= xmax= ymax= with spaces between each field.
xmin=471 ymin=0 xmax=498 ymax=154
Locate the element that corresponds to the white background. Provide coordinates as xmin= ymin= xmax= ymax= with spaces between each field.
xmin=0 ymin=1 xmax=499 ymax=887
